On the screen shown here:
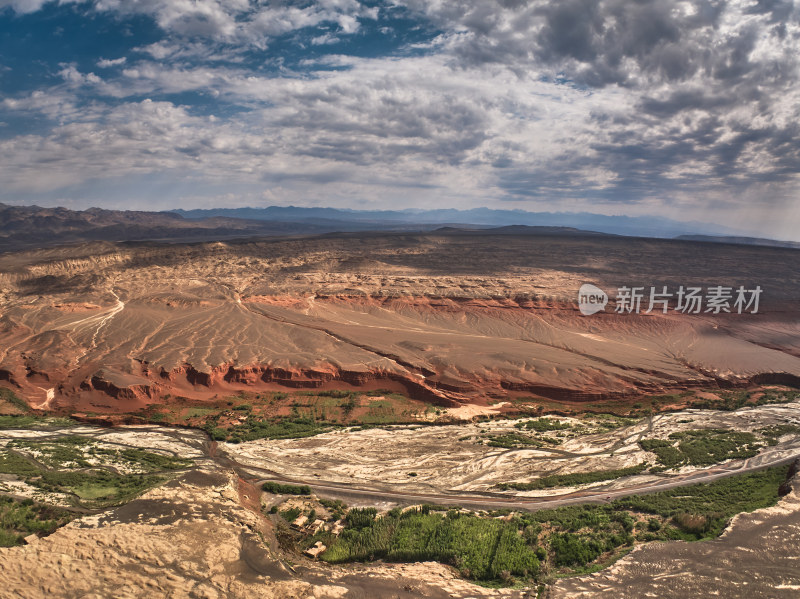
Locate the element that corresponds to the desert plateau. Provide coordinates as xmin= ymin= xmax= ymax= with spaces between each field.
xmin=3 ymin=0 xmax=800 ymax=596
xmin=1 ymin=231 xmax=798 ymax=413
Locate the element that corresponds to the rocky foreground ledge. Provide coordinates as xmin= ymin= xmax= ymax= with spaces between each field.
xmin=0 ymin=466 xmax=526 ymax=599
xmin=1 ymin=459 xmax=799 ymax=598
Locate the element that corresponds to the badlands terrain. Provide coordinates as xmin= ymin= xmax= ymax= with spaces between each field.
xmin=0 ymin=229 xmax=798 ymax=597
xmin=0 ymin=406 xmax=798 ymax=598
xmin=0 ymin=230 xmax=798 ymax=413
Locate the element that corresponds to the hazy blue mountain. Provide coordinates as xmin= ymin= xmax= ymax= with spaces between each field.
xmin=676 ymin=235 xmax=800 ymax=249
xmin=172 ymin=207 xmax=743 ymax=239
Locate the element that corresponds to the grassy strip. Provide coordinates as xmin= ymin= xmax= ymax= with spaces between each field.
xmin=0 ymin=388 xmax=30 ymax=413
xmin=0 ymin=415 xmax=76 ymax=430
xmin=496 ymin=463 xmax=650 ymax=491
xmin=262 ymin=481 xmax=311 ymax=495
xmin=485 ymin=432 xmax=560 ymax=449
xmin=758 ymin=424 xmax=800 ymax=446
xmin=116 ymin=448 xmax=192 ymax=472
xmin=205 ymin=416 xmax=334 ymax=443
xmin=322 ymin=506 xmax=540 ymax=582
xmin=514 ymin=418 xmax=572 ymax=432
xmin=690 ymin=389 xmax=800 ymax=411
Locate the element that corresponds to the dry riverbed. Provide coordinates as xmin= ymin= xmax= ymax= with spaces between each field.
xmin=222 ymin=401 xmax=800 ymax=497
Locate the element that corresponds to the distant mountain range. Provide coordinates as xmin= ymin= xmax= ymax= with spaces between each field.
xmin=676 ymin=235 xmax=800 ymax=249
xmin=0 ymin=203 xmax=796 ymax=252
xmin=0 ymin=203 xmax=328 ymax=251
xmin=172 ymin=206 xmax=744 ymax=239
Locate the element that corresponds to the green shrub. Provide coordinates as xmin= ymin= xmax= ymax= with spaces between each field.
xmin=640 ymin=429 xmax=762 ymax=469
xmin=261 ymin=481 xmax=311 ymax=495
xmin=515 ymin=418 xmax=572 ymax=432
xmin=312 ymin=466 xmax=788 ymax=583
xmin=280 ymin=507 xmax=302 ymax=522
xmin=498 ymin=463 xmax=649 ymax=491
xmin=345 ymin=507 xmax=378 ymax=529
xmin=550 ymin=533 xmax=604 ymax=567
xmin=324 ymin=507 xmax=540 ymax=582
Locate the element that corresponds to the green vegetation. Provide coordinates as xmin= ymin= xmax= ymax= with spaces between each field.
xmin=184 ymin=407 xmax=215 ymax=419
xmin=205 ymin=416 xmax=334 ymax=443
xmin=309 ymin=390 xmax=357 ymax=399
xmin=497 ymin=463 xmax=649 ymax=491
xmin=0 ymin=449 xmax=40 ymax=476
xmin=689 ymin=388 xmax=800 ymax=411
xmin=484 ymin=432 xmax=560 ymax=449
xmin=202 ymin=390 xmax=437 ymax=441
xmin=642 ymin=391 xmax=696 ymax=407
xmin=614 ymin=465 xmax=787 ymax=539
xmin=322 ymin=507 xmax=540 ymax=581
xmin=0 ymin=388 xmax=30 ymax=413
xmin=0 ymin=495 xmax=72 ymax=546
xmin=639 ymin=429 xmax=762 ymax=469
xmin=313 ymin=465 xmax=788 ymax=583
xmin=117 ymin=448 xmax=192 ymax=471
xmin=514 ymin=418 xmax=572 ymax=432
xmin=174 ymin=389 xmax=438 ymax=441
xmin=262 ymin=481 xmax=311 ymax=495
xmin=758 ymin=424 xmax=800 ymax=446
xmin=0 ymin=414 xmax=76 ymax=430
xmin=320 ymin=498 xmax=347 ymax=520
xmin=280 ymin=506 xmax=302 ymax=522
xmin=503 ymin=415 xmax=638 ymax=447
xmin=508 ymin=386 xmax=799 ymax=420
xmin=0 ymin=436 xmax=192 ymax=508
xmin=9 ymin=436 xmax=92 ymax=468
xmin=0 ymin=415 xmax=42 ymax=430
xmin=33 ymin=470 xmax=164 ymax=505
xmin=585 ymin=414 xmax=638 ymax=430
xmin=7 ymin=437 xmax=191 ymax=472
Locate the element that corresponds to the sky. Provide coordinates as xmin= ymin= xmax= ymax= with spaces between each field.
xmin=0 ymin=1 xmax=799 ymax=239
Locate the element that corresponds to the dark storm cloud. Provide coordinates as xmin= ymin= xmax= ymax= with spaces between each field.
xmin=745 ymin=0 xmax=795 ymax=20
xmin=409 ymin=0 xmax=796 ymax=88
xmin=393 ymin=0 xmax=800 ymax=209
xmin=639 ymin=89 xmax=737 ymax=118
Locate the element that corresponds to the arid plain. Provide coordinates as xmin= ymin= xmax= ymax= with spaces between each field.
xmin=1 ymin=231 xmax=798 ymax=412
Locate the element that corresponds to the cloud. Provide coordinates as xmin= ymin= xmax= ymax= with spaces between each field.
xmin=97 ymin=57 xmax=127 ymax=68
xmin=0 ymin=0 xmax=49 ymax=14
xmin=59 ymin=64 xmax=102 ymax=85
xmin=382 ymin=1 xmax=800 ymax=209
xmin=1 ymin=1 xmax=799 ymax=239
xmin=311 ymin=32 xmax=340 ymax=45
xmin=79 ymin=0 xmax=376 ymax=46
xmin=1 ymin=89 xmax=79 ymax=121
xmin=2 ymin=0 xmax=380 ymax=46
